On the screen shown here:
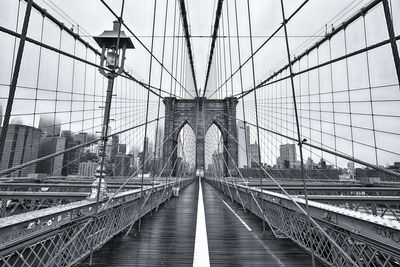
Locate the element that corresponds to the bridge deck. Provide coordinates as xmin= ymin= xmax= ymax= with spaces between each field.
xmin=80 ymin=179 xmax=323 ymax=266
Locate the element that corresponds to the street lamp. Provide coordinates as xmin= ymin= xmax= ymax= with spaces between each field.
xmin=88 ymin=21 xmax=134 ymax=201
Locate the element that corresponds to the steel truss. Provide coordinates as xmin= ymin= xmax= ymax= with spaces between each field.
xmin=0 ymin=179 xmax=193 ymax=267
xmin=208 ymin=179 xmax=400 ymax=267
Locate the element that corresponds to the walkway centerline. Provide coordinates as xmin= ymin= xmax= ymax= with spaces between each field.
xmin=193 ymin=178 xmax=210 ymax=267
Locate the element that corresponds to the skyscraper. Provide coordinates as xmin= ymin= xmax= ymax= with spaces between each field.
xmin=118 ymin=143 xmax=126 ymax=155
xmin=114 ymin=155 xmax=130 ymax=177
xmin=0 ymin=124 xmax=41 ymax=177
xmin=78 ymin=161 xmax=97 ymax=177
xmin=236 ymin=121 xmax=250 ymax=168
xmin=74 ymin=132 xmax=88 ymax=144
xmin=61 ymin=130 xmax=80 ymax=176
xmin=250 ymin=143 xmax=260 ymax=168
xmin=110 ymin=135 xmax=119 ymax=163
xmin=155 ymin=125 xmax=164 ymax=159
xmin=279 ymin=144 xmax=297 ymax=169
xmin=38 ymin=115 xmax=61 ymax=138
xmin=36 ymin=136 xmax=66 ymax=176
xmin=0 ymin=104 xmax=3 ymax=127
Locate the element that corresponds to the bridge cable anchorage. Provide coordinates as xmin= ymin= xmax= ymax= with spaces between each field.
xmin=202 ymin=0 xmax=224 ymax=97
xmin=178 ymin=0 xmax=199 ymax=97
xmin=212 ymin=114 xmax=359 ymax=266
xmin=98 ymin=0 xmax=193 ymax=98
xmin=208 ymin=0 xmax=309 ymax=99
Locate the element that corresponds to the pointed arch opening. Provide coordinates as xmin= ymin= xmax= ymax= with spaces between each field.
xmin=205 ymin=121 xmax=227 ymax=177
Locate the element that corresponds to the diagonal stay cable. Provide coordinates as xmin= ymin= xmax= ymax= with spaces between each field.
xmin=99 ymin=0 xmax=194 ymax=98
xmin=213 ymin=109 xmax=400 ymax=179
xmin=178 ymin=0 xmax=199 ymax=97
xmin=203 ymin=0 xmax=224 ymax=97
xmin=208 ymin=0 xmax=309 ymax=98
xmin=215 ymin=118 xmax=358 ymax=265
xmin=124 ymin=140 xmax=179 ymax=236
xmin=46 ymin=119 xmax=184 ymax=265
xmin=0 ymin=111 xmax=179 ymax=176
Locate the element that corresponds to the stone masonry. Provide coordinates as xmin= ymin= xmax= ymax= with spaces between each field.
xmin=162 ymin=97 xmax=238 ymax=176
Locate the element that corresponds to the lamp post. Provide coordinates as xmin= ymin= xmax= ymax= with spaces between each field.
xmin=88 ymin=21 xmax=134 ymax=201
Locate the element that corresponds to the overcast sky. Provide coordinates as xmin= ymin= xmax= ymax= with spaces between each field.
xmin=0 ymin=0 xmax=399 ymax=170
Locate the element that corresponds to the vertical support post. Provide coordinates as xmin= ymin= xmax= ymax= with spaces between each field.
xmin=382 ymin=0 xmax=400 ymax=85
xmin=0 ymin=0 xmax=33 ymax=163
xmin=279 ymin=0 xmax=315 ymax=266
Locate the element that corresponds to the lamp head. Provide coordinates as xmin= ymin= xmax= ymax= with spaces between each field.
xmin=94 ymin=21 xmax=134 ymax=69
xmin=94 ymin=20 xmax=135 ymax=50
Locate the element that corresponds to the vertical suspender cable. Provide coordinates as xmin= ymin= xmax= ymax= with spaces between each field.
xmin=279 ymin=0 xmax=315 ymax=265
xmin=382 ymin=0 xmax=400 ymax=85
xmin=152 ymin=0 xmax=169 ymax=199
xmin=169 ymin=0 xmax=178 ymax=97
xmin=281 ymin=0 xmax=315 ymax=266
xmin=225 ymin=1 xmax=234 ymax=96
xmin=139 ymin=0 xmax=157 ymax=231
xmin=233 ymin=0 xmax=251 ymax=171
xmin=246 ymin=0 xmax=265 ymax=232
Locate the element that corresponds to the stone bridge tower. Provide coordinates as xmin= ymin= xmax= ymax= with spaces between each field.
xmin=162 ymin=97 xmax=238 ymax=176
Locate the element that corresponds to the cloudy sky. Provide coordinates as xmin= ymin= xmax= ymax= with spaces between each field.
xmin=0 ymin=0 xmax=399 ymax=170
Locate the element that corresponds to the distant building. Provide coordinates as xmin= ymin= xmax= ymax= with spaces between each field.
xmin=347 ymin=161 xmax=355 ymax=177
xmin=306 ymin=157 xmax=314 ymax=169
xmin=356 ymin=162 xmax=400 ymax=182
xmin=0 ymin=104 xmax=3 ymax=127
xmin=110 ymin=135 xmax=119 ymax=163
xmin=0 ymin=124 xmax=41 ymax=177
xmin=250 ymin=143 xmax=260 ymax=168
xmin=61 ymin=130 xmax=80 ymax=176
xmin=279 ymin=144 xmax=297 ymax=169
xmin=237 ymin=121 xmax=250 ymax=168
xmin=36 ymin=136 xmax=66 ymax=176
xmin=118 ymin=144 xmax=126 ymax=155
xmin=148 ymin=140 xmax=154 ymax=157
xmin=211 ymin=152 xmax=225 ymax=176
xmin=38 ymin=115 xmax=61 ymax=138
xmin=155 ymin=125 xmax=164 ymax=159
xmin=114 ymin=155 xmax=131 ymax=177
xmin=79 ymin=161 xmax=97 ymax=177
xmin=74 ymin=132 xmax=88 ymax=145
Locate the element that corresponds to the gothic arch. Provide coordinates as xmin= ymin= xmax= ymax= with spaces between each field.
xmin=162 ymin=97 xmax=238 ymax=177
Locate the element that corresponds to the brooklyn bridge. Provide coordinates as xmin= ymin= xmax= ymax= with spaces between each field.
xmin=0 ymin=0 xmax=399 ymax=266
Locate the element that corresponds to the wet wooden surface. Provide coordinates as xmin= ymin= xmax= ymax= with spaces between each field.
xmin=79 ymin=180 xmax=199 ymax=266
xmin=79 ymin=179 xmax=326 ymax=266
xmin=202 ymin=181 xmax=325 ymax=267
